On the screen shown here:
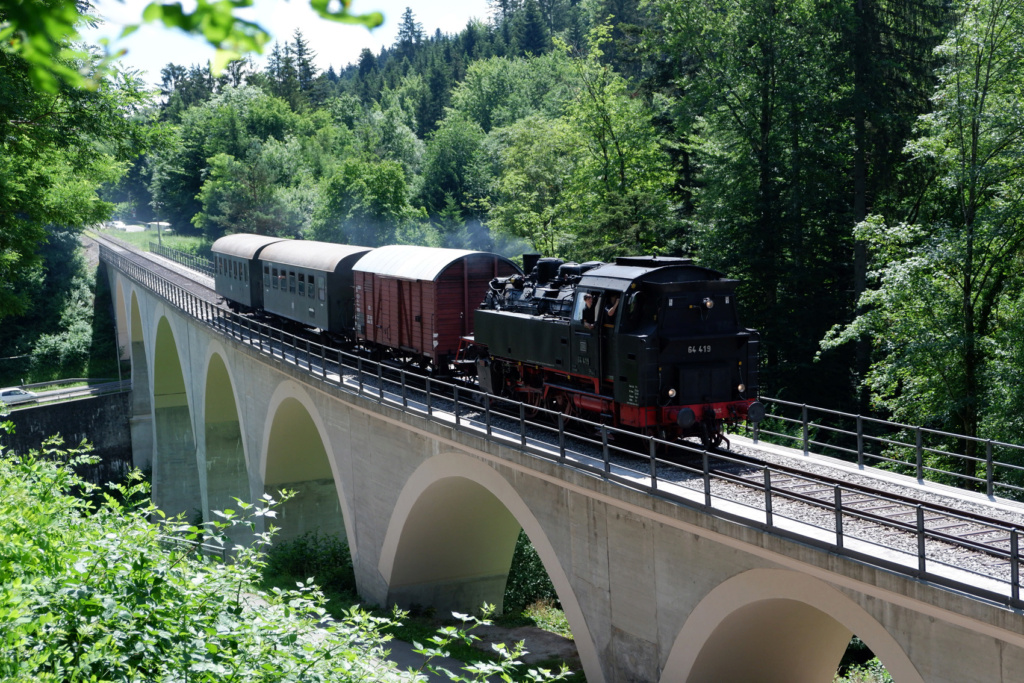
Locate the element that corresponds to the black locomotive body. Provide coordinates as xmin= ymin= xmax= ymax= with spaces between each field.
xmin=471 ymin=255 xmax=764 ymax=446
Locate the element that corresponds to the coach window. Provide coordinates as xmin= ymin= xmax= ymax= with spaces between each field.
xmin=244 ymin=264 xmax=248 ymax=283
xmin=271 ymin=267 xmax=279 ymax=289
xmin=318 ymin=276 xmax=325 ymax=301
xmin=298 ymin=273 xmax=305 ymax=297
xmin=289 ymin=271 xmax=296 ymax=293
xmin=308 ymin=273 xmax=315 ymax=298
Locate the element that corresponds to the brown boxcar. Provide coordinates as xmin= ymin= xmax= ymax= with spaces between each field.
xmin=352 ymin=245 xmax=521 ymax=367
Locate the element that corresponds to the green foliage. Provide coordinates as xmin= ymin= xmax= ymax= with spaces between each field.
xmin=502 ymin=530 xmax=558 ymax=615
xmin=261 ymin=530 xmax=357 ymax=604
xmin=821 ymin=0 xmax=1024 ymax=470
xmin=0 ymin=436 xmax=567 ymax=683
xmin=0 ymin=231 xmax=120 ymax=387
xmin=833 ymin=658 xmax=893 ymax=683
xmin=0 ymin=0 xmax=382 ymax=93
xmin=0 ymin=47 xmax=150 ymax=320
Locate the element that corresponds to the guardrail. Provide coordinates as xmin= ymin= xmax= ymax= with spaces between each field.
xmin=754 ymin=399 xmax=1024 ymax=499
xmin=149 ymin=242 xmax=214 ymax=277
xmin=100 ymin=244 xmax=1023 ymax=609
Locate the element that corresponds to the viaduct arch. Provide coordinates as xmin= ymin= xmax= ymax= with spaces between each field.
xmin=260 ymin=382 xmax=351 ymax=545
xmin=379 ymin=452 xmax=603 ymax=683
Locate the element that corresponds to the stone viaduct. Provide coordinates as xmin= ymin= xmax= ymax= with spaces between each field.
xmin=104 ymin=252 xmax=1024 ymax=683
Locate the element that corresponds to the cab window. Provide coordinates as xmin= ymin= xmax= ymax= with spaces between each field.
xmin=573 ymin=290 xmax=600 ymax=329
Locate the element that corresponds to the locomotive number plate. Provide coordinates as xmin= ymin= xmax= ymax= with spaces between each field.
xmin=688 ymin=345 xmax=712 ymax=354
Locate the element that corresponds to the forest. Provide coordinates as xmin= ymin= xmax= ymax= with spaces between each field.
xmin=3 ymin=0 xmax=1024 ymax=451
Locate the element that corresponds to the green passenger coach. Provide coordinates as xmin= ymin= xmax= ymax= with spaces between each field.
xmin=211 ymin=234 xmax=286 ymax=311
xmin=258 ymin=240 xmax=372 ymax=336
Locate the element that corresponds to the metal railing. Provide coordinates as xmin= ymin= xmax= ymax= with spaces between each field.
xmin=149 ymin=242 xmax=214 ymax=277
xmin=753 ymin=399 xmax=1024 ymax=499
xmin=100 ymin=244 xmax=1024 ymax=609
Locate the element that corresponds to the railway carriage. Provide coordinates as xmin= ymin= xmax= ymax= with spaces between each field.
xmin=258 ymin=240 xmax=371 ymax=336
xmin=351 ymin=245 xmax=521 ymax=369
xmin=211 ymin=234 xmax=285 ymax=311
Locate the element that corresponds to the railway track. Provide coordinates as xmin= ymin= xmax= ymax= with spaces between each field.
xmin=703 ymin=449 xmax=1022 ymax=573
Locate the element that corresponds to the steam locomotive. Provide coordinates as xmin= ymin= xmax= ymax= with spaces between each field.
xmin=211 ymin=235 xmax=763 ymax=446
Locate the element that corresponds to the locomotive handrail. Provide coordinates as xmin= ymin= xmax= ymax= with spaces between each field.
xmin=752 ymin=397 xmax=1024 ymax=499
xmin=99 ymin=243 xmax=1023 ymax=610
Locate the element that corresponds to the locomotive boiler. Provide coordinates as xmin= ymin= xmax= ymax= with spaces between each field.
xmin=470 ymin=255 xmax=764 ymax=446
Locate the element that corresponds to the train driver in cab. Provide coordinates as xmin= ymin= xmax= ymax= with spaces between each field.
xmin=603 ymin=293 xmax=619 ymax=327
xmin=581 ymin=292 xmax=597 ymax=329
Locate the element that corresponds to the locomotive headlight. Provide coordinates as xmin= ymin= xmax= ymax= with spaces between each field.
xmin=738 ymin=383 xmax=746 ymax=393
xmin=703 ymin=297 xmax=714 ymax=309
xmin=667 ymin=388 xmax=677 ymax=398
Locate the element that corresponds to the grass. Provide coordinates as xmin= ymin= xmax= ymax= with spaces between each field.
xmin=94 ymin=227 xmax=208 ymax=254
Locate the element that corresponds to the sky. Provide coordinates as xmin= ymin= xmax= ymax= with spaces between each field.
xmin=80 ymin=0 xmax=492 ymax=86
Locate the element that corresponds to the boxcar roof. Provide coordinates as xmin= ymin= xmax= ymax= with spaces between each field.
xmin=260 ymin=240 xmax=372 ymax=272
xmin=352 ymin=245 xmax=520 ymax=281
xmin=211 ymin=234 xmax=286 ymax=259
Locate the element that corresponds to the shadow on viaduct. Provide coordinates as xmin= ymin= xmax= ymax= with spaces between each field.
xmin=107 ymin=266 xmax=1024 ymax=683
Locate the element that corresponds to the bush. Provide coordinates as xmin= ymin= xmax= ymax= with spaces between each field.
xmin=261 ymin=530 xmax=357 ymax=601
xmin=503 ymin=530 xmax=558 ymax=615
xmin=0 ymin=433 xmax=567 ymax=682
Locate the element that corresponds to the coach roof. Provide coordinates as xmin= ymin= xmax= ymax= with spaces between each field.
xmin=211 ymin=234 xmax=286 ymax=260
xmin=259 ymin=240 xmax=372 ymax=272
xmin=352 ymin=244 xmax=520 ymax=281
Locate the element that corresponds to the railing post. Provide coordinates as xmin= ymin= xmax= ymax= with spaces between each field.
xmin=453 ymin=386 xmax=460 ymax=428
xmin=401 ymin=370 xmax=408 ymax=408
xmin=986 ymin=440 xmax=994 ymax=497
xmin=519 ymin=402 xmax=526 ymax=448
xmin=916 ymin=427 xmax=924 ymax=481
xmin=485 ymin=395 xmax=492 ymax=437
xmin=1012 ymin=529 xmax=1020 ymax=607
xmin=376 ymin=361 xmax=383 ymax=404
xmin=834 ymin=486 xmax=843 ymax=548
xmin=753 ymin=418 xmax=760 ymax=445
xmin=558 ymin=413 xmax=566 ymax=462
xmin=703 ymin=450 xmax=711 ymax=507
xmin=917 ymin=505 xmax=926 ymax=574
xmin=649 ymin=438 xmax=657 ymax=490
xmin=856 ymin=415 xmax=864 ymax=467
xmin=601 ymin=425 xmax=610 ymax=474
xmin=426 ymin=377 xmax=432 ymax=417
xmin=764 ymin=469 xmax=773 ymax=527
xmin=802 ymin=404 xmax=809 ymax=455
xmin=305 ymin=340 xmax=311 ymax=372
xmin=357 ymin=357 xmax=364 ymax=396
